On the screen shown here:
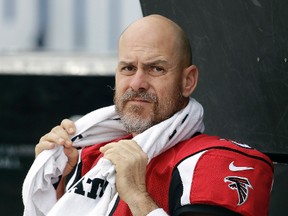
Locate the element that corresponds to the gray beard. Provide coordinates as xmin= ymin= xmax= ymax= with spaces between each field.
xmin=114 ymin=88 xmax=186 ymax=134
xmin=115 ymin=90 xmax=157 ymax=134
xmin=120 ymin=113 xmax=153 ymax=134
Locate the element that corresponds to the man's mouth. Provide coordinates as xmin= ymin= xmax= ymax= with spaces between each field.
xmin=130 ymin=97 xmax=150 ymax=102
xmin=127 ymin=98 xmax=151 ymax=106
xmin=121 ymin=90 xmax=158 ymax=105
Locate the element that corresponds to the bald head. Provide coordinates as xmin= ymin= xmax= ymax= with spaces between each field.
xmin=119 ymin=15 xmax=192 ymax=67
xmin=115 ymin=15 xmax=198 ymax=134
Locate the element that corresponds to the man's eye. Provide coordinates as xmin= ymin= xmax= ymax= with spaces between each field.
xmin=149 ymin=66 xmax=165 ymax=76
xmin=123 ymin=66 xmax=134 ymax=71
xmin=154 ymin=67 xmax=164 ymax=72
xmin=120 ymin=66 xmax=136 ymax=75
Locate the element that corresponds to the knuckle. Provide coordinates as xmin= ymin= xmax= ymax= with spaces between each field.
xmin=51 ymin=125 xmax=61 ymax=133
xmin=60 ymin=119 xmax=68 ymax=126
xmin=61 ymin=118 xmax=73 ymax=127
xmin=44 ymin=133 xmax=54 ymax=142
xmin=61 ymin=119 xmax=76 ymax=134
xmin=39 ymin=134 xmax=47 ymax=142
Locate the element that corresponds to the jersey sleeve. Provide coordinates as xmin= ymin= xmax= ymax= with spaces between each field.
xmin=169 ymin=146 xmax=273 ymax=216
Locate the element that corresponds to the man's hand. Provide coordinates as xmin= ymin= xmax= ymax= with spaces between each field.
xmin=35 ymin=119 xmax=78 ymax=177
xmin=100 ymin=140 xmax=158 ymax=216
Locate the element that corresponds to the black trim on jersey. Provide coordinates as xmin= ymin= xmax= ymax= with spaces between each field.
xmin=169 ymin=168 xmax=184 ymax=214
xmin=169 ymin=168 xmax=239 ymax=216
xmin=169 ymin=141 xmax=273 ymax=215
xmin=108 ymin=195 xmax=120 ymax=216
xmin=176 ymin=204 xmax=241 ymax=216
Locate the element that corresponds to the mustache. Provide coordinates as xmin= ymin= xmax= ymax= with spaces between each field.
xmin=121 ymin=90 xmax=157 ymax=103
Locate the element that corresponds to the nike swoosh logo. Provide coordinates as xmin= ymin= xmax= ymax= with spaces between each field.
xmin=229 ymin=161 xmax=254 ymax=171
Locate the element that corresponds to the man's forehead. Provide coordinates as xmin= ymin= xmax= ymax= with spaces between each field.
xmin=119 ymin=36 xmax=176 ymax=57
xmin=118 ymin=58 xmax=169 ymax=65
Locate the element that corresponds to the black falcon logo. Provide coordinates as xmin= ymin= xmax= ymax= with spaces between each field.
xmin=224 ymin=176 xmax=253 ymax=206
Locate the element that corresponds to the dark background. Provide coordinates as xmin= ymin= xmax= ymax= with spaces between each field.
xmin=140 ymin=0 xmax=288 ymax=215
xmin=141 ymin=0 xmax=288 ymax=160
xmin=1 ymin=0 xmax=287 ymax=215
xmin=0 ymin=76 xmax=115 ymax=215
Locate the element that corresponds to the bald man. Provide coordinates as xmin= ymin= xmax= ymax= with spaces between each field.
xmin=33 ymin=15 xmax=273 ymax=216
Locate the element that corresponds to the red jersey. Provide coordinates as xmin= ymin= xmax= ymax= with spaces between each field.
xmin=76 ymin=134 xmax=273 ymax=216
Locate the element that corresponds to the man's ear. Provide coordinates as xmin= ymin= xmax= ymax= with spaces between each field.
xmin=182 ymin=65 xmax=198 ymax=97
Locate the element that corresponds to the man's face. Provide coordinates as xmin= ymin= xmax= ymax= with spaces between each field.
xmin=114 ymin=23 xmax=187 ymax=135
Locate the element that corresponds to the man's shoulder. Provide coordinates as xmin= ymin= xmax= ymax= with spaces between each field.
xmin=168 ymin=134 xmax=274 ymax=216
xmin=173 ymin=133 xmax=272 ymax=165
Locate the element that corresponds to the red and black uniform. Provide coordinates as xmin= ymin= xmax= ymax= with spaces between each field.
xmin=74 ymin=133 xmax=273 ymax=216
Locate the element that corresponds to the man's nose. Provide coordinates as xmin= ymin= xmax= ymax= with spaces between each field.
xmin=129 ymin=69 xmax=149 ymax=91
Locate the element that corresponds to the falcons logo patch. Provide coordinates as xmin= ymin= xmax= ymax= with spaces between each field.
xmin=224 ymin=176 xmax=253 ymax=205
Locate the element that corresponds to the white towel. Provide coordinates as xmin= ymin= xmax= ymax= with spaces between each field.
xmin=22 ymin=97 xmax=204 ymax=216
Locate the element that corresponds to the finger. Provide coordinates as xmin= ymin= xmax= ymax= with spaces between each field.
xmin=99 ymin=142 xmax=117 ymax=153
xmin=100 ymin=140 xmax=148 ymax=165
xmin=100 ymin=140 xmax=141 ymax=153
xmin=60 ymin=119 xmax=76 ymax=135
xmin=35 ymin=140 xmax=56 ymax=157
xmin=50 ymin=126 xmax=73 ymax=147
xmin=110 ymin=140 xmax=147 ymax=162
xmin=39 ymin=130 xmax=70 ymax=148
